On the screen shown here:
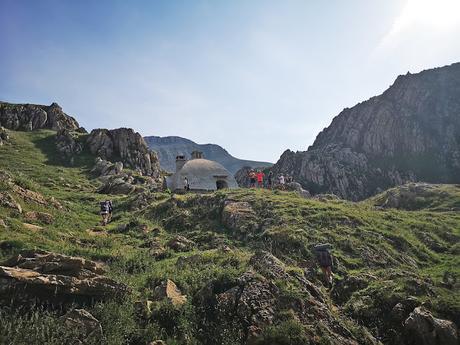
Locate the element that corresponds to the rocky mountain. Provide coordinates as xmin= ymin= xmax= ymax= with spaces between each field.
xmin=144 ymin=136 xmax=272 ymax=174
xmin=0 ymin=101 xmax=81 ymax=132
xmin=88 ymin=128 xmax=161 ymax=177
xmin=272 ymin=62 xmax=460 ymax=200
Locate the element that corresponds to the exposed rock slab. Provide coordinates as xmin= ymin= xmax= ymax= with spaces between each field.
xmin=0 ymin=250 xmax=128 ymax=305
xmin=153 ymin=279 xmax=187 ymax=306
xmin=0 ymin=101 xmax=80 ymax=131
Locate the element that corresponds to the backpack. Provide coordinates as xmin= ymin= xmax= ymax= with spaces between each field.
xmin=100 ymin=201 xmax=109 ymax=213
xmin=316 ymin=249 xmax=332 ymax=267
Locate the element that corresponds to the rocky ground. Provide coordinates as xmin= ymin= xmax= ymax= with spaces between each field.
xmin=0 ymin=127 xmax=458 ymax=345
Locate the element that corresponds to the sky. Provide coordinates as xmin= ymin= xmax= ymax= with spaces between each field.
xmin=1 ymin=0 xmax=460 ymax=162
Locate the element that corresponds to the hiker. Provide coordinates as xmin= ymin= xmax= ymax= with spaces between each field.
xmin=99 ymin=200 xmax=112 ymax=226
xmin=256 ymin=170 xmax=265 ymax=188
xmin=314 ymin=243 xmax=333 ymax=286
xmin=184 ymin=176 xmax=190 ymax=191
xmin=278 ymin=174 xmax=285 ymax=189
xmin=267 ymin=171 xmax=273 ymax=189
xmin=249 ymin=170 xmax=256 ymax=188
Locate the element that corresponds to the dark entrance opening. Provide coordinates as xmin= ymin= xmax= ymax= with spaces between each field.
xmin=216 ymin=180 xmax=228 ymax=190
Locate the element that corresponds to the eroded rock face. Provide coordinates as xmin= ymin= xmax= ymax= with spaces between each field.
xmin=0 ymin=250 xmax=128 ymax=305
xmin=272 ymin=63 xmax=460 ymax=200
xmin=56 ymin=129 xmax=82 ymax=165
xmin=0 ymin=102 xmax=80 ymax=131
xmin=87 ymin=128 xmax=160 ymax=177
xmin=404 ymin=307 xmax=458 ymax=345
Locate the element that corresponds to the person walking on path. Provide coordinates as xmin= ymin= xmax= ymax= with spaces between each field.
xmin=99 ymin=200 xmax=112 ymax=226
xmin=314 ymin=243 xmax=334 ymax=286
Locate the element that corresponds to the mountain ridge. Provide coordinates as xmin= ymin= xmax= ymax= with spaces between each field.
xmin=272 ymin=62 xmax=460 ymax=200
xmin=144 ymin=135 xmax=273 ymax=174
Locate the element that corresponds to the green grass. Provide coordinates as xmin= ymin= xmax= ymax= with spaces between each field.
xmin=0 ymin=130 xmax=459 ymax=344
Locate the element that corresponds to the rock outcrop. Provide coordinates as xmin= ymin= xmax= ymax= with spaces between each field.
xmin=0 ymin=101 xmax=80 ymax=131
xmin=91 ymin=157 xmax=123 ymax=177
xmin=403 ymin=307 xmax=458 ymax=345
xmin=0 ymin=250 xmax=128 ymax=305
xmin=272 ymin=62 xmax=460 ymax=200
xmin=56 ymin=129 xmax=83 ymax=165
xmin=61 ymin=309 xmax=103 ymax=342
xmin=87 ymin=128 xmax=161 ymax=177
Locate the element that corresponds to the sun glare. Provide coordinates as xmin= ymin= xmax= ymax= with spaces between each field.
xmin=393 ymin=0 xmax=460 ymax=33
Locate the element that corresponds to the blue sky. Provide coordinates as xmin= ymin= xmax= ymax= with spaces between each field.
xmin=1 ymin=0 xmax=460 ymax=162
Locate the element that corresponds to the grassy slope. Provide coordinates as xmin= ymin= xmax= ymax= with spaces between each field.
xmin=0 ymin=130 xmax=459 ymax=345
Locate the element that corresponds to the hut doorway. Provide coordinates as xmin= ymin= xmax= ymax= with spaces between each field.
xmin=216 ymin=180 xmax=228 ymax=190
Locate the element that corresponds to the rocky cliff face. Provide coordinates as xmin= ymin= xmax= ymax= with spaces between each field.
xmin=0 ymin=102 xmax=80 ymax=131
xmin=87 ymin=128 xmax=161 ymax=177
xmin=272 ymin=62 xmax=460 ymax=200
xmin=144 ymin=136 xmax=272 ymax=174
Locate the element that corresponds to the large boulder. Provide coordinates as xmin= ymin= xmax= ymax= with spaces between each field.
xmin=91 ymin=157 xmax=123 ymax=177
xmin=152 ymin=279 xmax=187 ymax=307
xmin=87 ymin=128 xmax=161 ymax=177
xmin=56 ymin=129 xmax=82 ymax=165
xmin=0 ymin=250 xmax=128 ymax=305
xmin=234 ymin=166 xmax=252 ymax=187
xmin=61 ymin=309 xmax=103 ymax=342
xmin=97 ymin=175 xmax=137 ymax=195
xmin=403 ymin=307 xmax=458 ymax=345
xmin=0 ymin=192 xmax=22 ymax=213
xmin=0 ymin=102 xmax=80 ymax=131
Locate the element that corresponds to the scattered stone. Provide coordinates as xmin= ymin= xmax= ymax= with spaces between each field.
xmin=22 ymin=222 xmax=44 ymax=232
xmin=283 ymin=182 xmax=311 ymax=198
xmin=149 ymin=241 xmax=167 ymax=260
xmin=153 ymin=279 xmax=187 ymax=307
xmin=24 ymin=211 xmax=54 ymax=224
xmin=404 ymin=307 xmax=458 ymax=345
xmin=0 ymin=250 xmax=128 ymax=305
xmin=135 ymin=299 xmax=155 ymax=319
xmin=11 ymin=184 xmax=47 ymax=206
xmin=97 ymin=175 xmax=137 ymax=195
xmin=148 ymin=341 xmax=166 ymax=345
xmin=166 ymin=235 xmax=195 ymax=252
xmin=0 ymin=219 xmax=7 ymax=228
xmin=0 ymin=192 xmax=22 ymax=213
xmin=91 ymin=157 xmax=123 ymax=177
xmin=61 ymin=309 xmax=103 ymax=342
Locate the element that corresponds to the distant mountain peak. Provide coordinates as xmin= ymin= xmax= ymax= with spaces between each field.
xmin=144 ymin=135 xmax=272 ymax=174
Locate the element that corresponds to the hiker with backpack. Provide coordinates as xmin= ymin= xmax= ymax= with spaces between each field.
xmin=100 ymin=200 xmax=113 ymax=226
xmin=314 ymin=243 xmax=333 ymax=286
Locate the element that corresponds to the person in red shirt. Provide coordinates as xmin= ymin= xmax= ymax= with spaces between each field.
xmin=256 ymin=170 xmax=265 ymax=188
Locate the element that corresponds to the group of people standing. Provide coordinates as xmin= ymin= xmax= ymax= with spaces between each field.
xmin=247 ymin=169 xmax=294 ymax=189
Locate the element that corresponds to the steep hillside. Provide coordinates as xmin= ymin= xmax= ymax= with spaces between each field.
xmin=0 ymin=128 xmax=458 ymax=345
xmin=272 ymin=62 xmax=460 ymax=200
xmin=144 ymin=136 xmax=272 ymax=174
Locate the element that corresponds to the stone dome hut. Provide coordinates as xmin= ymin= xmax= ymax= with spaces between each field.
xmin=166 ymin=151 xmax=238 ymax=192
